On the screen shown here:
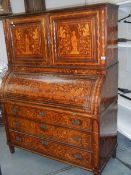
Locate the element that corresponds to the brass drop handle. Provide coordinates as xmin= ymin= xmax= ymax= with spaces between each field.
xmin=39 ymin=124 xmax=48 ymax=131
xmin=39 ymin=111 xmax=46 ymax=117
xmin=12 ymin=106 xmax=18 ymax=115
xmin=16 ymin=137 xmax=22 ymax=142
xmin=38 ymin=133 xmax=44 ymax=138
xmin=73 ymin=136 xmax=81 ymax=142
xmin=15 ymin=121 xmax=21 ymax=127
xmin=72 ymin=119 xmax=81 ymax=126
xmin=41 ymin=140 xmax=49 ymax=146
xmin=74 ymin=153 xmax=83 ymax=160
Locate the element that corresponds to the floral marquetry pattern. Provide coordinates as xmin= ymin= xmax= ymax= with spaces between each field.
xmin=50 ymin=10 xmax=99 ymax=65
xmin=5 ymin=102 xmax=92 ymax=132
xmin=12 ymin=24 xmax=42 ymax=56
xmin=7 ymin=16 xmax=48 ymax=64
xmin=10 ymin=131 xmax=92 ymax=169
xmin=5 ymin=73 xmax=99 ymax=112
xmin=58 ymin=22 xmax=92 ymax=57
xmin=3 ymin=4 xmax=118 ymax=175
xmin=8 ymin=117 xmax=92 ymax=150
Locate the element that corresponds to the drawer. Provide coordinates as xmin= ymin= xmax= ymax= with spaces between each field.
xmin=5 ymin=103 xmax=92 ymax=132
xmin=8 ymin=117 xmax=91 ymax=150
xmin=9 ymin=131 xmax=92 ymax=170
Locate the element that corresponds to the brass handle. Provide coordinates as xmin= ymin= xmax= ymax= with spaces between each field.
xmin=39 ymin=111 xmax=45 ymax=117
xmin=73 ymin=112 xmax=77 ymax=116
xmin=39 ymin=124 xmax=48 ymax=131
xmin=74 ymin=153 xmax=83 ymax=160
xmin=73 ymin=136 xmax=81 ymax=142
xmin=38 ymin=133 xmax=45 ymax=138
xmin=72 ymin=119 xmax=81 ymax=126
xmin=41 ymin=140 xmax=48 ymax=146
xmin=12 ymin=106 xmax=18 ymax=115
xmin=16 ymin=137 xmax=21 ymax=142
xmin=15 ymin=121 xmax=21 ymax=127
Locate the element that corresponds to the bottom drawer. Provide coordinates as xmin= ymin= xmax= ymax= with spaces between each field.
xmin=9 ymin=131 xmax=92 ymax=170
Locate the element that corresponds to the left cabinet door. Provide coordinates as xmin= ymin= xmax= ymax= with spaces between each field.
xmin=5 ymin=15 xmax=49 ymax=65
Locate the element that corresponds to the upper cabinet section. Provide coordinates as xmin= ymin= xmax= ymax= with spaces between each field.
xmin=50 ymin=9 xmax=104 ymax=66
xmin=5 ymin=16 xmax=48 ymax=65
xmin=4 ymin=4 xmax=118 ymax=72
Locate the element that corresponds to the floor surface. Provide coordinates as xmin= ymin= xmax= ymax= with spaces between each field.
xmin=0 ymin=127 xmax=131 ymax=175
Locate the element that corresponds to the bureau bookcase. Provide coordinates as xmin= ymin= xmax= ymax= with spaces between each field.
xmin=1 ymin=3 xmax=118 ymax=175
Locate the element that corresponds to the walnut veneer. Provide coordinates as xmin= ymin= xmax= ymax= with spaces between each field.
xmin=1 ymin=3 xmax=118 ymax=175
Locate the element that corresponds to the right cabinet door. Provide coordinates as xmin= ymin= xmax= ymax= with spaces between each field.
xmin=50 ymin=8 xmax=106 ymax=67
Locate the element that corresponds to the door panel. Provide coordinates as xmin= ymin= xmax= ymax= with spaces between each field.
xmin=7 ymin=16 xmax=48 ymax=65
xmin=50 ymin=9 xmax=105 ymax=66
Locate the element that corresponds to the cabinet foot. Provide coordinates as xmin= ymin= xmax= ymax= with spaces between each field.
xmin=93 ymin=173 xmax=101 ymax=175
xmin=9 ymin=145 xmax=15 ymax=153
xmin=112 ymin=148 xmax=117 ymax=158
xmin=93 ymin=169 xmax=101 ymax=175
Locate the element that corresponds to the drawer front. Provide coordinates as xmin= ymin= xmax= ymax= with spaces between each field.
xmin=8 ymin=117 xmax=91 ymax=150
xmin=9 ymin=131 xmax=92 ymax=169
xmin=5 ymin=103 xmax=92 ymax=132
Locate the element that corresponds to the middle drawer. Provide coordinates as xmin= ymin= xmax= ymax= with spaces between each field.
xmin=8 ymin=116 xmax=92 ymax=150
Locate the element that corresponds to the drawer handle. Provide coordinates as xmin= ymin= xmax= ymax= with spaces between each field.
xmin=74 ymin=153 xmax=83 ymax=160
xmin=39 ymin=124 xmax=48 ymax=131
xmin=12 ymin=106 xmax=18 ymax=115
xmin=39 ymin=111 xmax=45 ymax=117
xmin=72 ymin=119 xmax=81 ymax=126
xmin=73 ymin=136 xmax=81 ymax=142
xmin=16 ymin=137 xmax=22 ymax=142
xmin=38 ymin=133 xmax=45 ymax=138
xmin=41 ymin=140 xmax=48 ymax=146
xmin=15 ymin=121 xmax=21 ymax=127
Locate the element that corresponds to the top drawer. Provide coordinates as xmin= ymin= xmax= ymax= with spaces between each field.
xmin=4 ymin=102 xmax=92 ymax=132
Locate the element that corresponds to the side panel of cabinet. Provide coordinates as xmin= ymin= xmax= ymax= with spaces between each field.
xmin=5 ymin=16 xmax=49 ymax=65
xmin=49 ymin=8 xmax=106 ymax=66
xmin=106 ymin=5 xmax=118 ymax=67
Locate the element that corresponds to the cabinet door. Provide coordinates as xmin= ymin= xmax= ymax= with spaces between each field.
xmin=50 ymin=8 xmax=106 ymax=66
xmin=6 ymin=16 xmax=48 ymax=65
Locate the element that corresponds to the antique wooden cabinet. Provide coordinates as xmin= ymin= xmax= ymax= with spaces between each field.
xmin=1 ymin=3 xmax=118 ymax=175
